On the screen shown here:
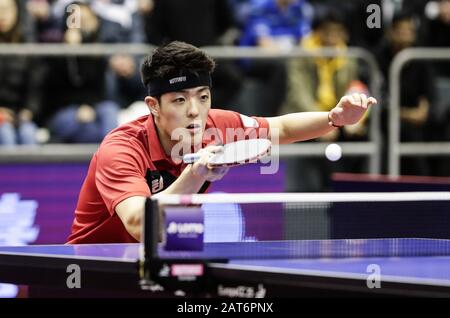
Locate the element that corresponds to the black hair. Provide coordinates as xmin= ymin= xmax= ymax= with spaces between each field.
xmin=140 ymin=41 xmax=216 ymax=89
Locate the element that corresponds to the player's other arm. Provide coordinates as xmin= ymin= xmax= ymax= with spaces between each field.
xmin=115 ymin=146 xmax=228 ymax=241
xmin=114 ymin=167 xmax=213 ymax=242
xmin=116 ymin=196 xmax=146 ymax=241
xmin=115 ymin=165 xmax=207 ymax=242
xmin=266 ymin=94 xmax=377 ymax=144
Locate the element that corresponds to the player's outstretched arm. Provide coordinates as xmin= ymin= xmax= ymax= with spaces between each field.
xmin=266 ymin=93 xmax=377 ymax=144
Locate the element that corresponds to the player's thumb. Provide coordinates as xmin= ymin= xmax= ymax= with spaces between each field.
xmin=368 ymin=97 xmax=377 ymax=105
xmin=205 ymin=145 xmax=224 ymax=154
xmin=196 ymin=145 xmax=222 ymax=166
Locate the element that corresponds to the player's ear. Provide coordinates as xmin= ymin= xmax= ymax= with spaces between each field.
xmin=145 ymin=96 xmax=159 ymax=117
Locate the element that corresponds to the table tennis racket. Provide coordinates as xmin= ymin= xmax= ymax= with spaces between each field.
xmin=183 ymin=139 xmax=272 ymax=167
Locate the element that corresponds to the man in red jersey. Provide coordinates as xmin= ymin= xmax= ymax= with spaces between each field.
xmin=67 ymin=41 xmax=376 ymax=244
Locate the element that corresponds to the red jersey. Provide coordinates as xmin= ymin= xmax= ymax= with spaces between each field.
xmin=67 ymin=109 xmax=270 ymax=244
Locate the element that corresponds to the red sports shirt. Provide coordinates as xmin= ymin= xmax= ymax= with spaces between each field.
xmin=67 ymin=109 xmax=270 ymax=244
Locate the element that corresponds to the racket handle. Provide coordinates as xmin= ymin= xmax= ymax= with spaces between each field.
xmin=183 ymin=153 xmax=202 ymax=164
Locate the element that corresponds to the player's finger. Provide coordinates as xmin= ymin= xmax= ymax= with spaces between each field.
xmin=214 ymin=166 xmax=229 ymax=176
xmin=194 ymin=145 xmax=222 ymax=161
xmin=352 ymin=93 xmax=362 ymax=106
xmin=205 ymin=169 xmax=218 ymax=181
xmin=195 ymin=149 xmax=214 ymax=166
xmin=360 ymin=93 xmax=368 ymax=109
xmin=340 ymin=95 xmax=351 ymax=105
xmin=207 ymin=166 xmax=229 ymax=181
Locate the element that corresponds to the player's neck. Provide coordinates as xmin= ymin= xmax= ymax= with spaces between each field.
xmin=155 ymin=124 xmax=197 ymax=163
xmin=154 ymin=124 xmax=174 ymax=157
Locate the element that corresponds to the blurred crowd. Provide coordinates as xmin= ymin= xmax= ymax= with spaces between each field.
xmin=0 ymin=0 xmax=450 ymax=185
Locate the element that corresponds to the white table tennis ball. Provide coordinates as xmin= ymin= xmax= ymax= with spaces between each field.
xmin=325 ymin=143 xmax=342 ymax=161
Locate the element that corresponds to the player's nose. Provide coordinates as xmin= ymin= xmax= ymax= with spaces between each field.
xmin=187 ymin=100 xmax=200 ymax=117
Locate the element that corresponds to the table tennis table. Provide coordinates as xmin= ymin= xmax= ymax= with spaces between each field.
xmin=2 ymin=238 xmax=450 ymax=297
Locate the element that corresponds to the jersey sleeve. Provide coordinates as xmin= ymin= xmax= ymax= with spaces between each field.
xmin=95 ymin=139 xmax=151 ymax=215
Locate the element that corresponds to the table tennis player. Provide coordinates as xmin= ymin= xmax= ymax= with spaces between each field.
xmin=67 ymin=41 xmax=376 ymax=244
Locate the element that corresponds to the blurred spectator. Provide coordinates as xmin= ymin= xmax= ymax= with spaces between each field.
xmin=309 ymin=0 xmax=384 ymax=50
xmin=26 ymin=0 xmax=63 ymax=42
xmin=228 ymin=0 xmax=260 ymax=29
xmin=422 ymin=0 xmax=450 ymax=176
xmin=238 ymin=0 xmax=312 ymax=117
xmin=29 ymin=0 xmax=148 ymax=123
xmin=143 ymin=0 xmax=243 ymax=109
xmin=41 ymin=2 xmax=119 ymax=143
xmin=106 ymin=52 xmax=147 ymax=110
xmin=240 ymin=0 xmax=311 ymax=49
xmin=308 ymin=0 xmax=430 ymax=50
xmin=424 ymin=0 xmax=450 ymax=77
xmin=280 ymin=10 xmax=366 ymax=191
xmin=97 ymin=0 xmax=149 ymax=111
xmin=282 ymin=11 xmax=355 ymax=112
xmin=376 ymin=11 xmax=435 ymax=175
xmin=283 ymin=10 xmax=369 ymax=139
xmin=145 ymin=0 xmax=236 ymax=46
xmin=90 ymin=0 xmax=143 ymax=39
xmin=0 ymin=0 xmax=44 ymax=145
xmin=36 ymin=0 xmax=147 ymax=43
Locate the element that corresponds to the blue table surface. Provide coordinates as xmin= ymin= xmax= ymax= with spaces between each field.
xmin=2 ymin=239 xmax=450 ymax=285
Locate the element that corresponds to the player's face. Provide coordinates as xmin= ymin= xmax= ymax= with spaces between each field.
xmin=158 ymin=86 xmax=211 ymax=147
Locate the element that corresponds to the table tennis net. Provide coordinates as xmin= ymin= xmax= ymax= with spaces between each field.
xmin=151 ymin=191 xmax=450 ymax=259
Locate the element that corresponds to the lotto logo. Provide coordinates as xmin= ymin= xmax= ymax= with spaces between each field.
xmin=166 ymin=222 xmax=204 ymax=235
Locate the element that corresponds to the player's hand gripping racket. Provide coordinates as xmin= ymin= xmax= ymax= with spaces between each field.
xmin=183 ymin=139 xmax=272 ymax=167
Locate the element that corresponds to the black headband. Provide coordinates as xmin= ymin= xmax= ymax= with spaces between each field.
xmin=147 ymin=71 xmax=212 ymax=97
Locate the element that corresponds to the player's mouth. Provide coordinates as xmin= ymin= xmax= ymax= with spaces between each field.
xmin=186 ymin=123 xmax=201 ymax=133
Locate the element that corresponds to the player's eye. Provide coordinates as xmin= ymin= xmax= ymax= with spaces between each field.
xmin=173 ymin=97 xmax=185 ymax=104
xmin=200 ymin=94 xmax=209 ymax=102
